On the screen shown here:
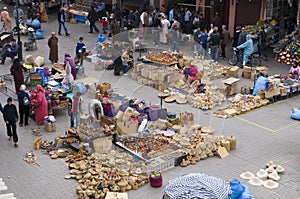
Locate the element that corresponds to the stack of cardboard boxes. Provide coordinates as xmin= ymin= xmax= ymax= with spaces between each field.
xmin=223 ymin=77 xmax=240 ymax=96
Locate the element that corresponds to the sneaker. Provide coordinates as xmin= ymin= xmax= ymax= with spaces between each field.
xmin=19 ymin=123 xmax=23 ymax=127
xmin=123 ymin=73 xmax=128 ymax=76
xmin=66 ymin=33 xmax=70 ymax=36
xmin=58 ymin=33 xmax=62 ymax=35
xmin=14 ymin=143 xmax=18 ymax=147
xmin=88 ymin=31 xmax=93 ymax=33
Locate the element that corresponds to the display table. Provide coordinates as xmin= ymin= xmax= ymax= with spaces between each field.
xmin=69 ymin=10 xmax=88 ymax=23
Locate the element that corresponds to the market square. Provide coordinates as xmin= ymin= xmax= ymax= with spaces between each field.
xmin=0 ymin=0 xmax=300 ymax=199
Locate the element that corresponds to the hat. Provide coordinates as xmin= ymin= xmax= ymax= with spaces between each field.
xmin=265 ymin=166 xmax=275 ymax=173
xmin=265 ymin=161 xmax=276 ymax=168
xmin=3 ymin=7 xmax=7 ymax=10
xmin=28 ymin=27 xmax=34 ymax=32
xmin=268 ymin=170 xmax=280 ymax=181
xmin=19 ymin=84 xmax=26 ymax=91
xmin=240 ymin=171 xmax=255 ymax=180
xmin=263 ymin=180 xmax=279 ymax=189
xmin=276 ymin=165 xmax=284 ymax=173
xmin=248 ymin=177 xmax=264 ymax=186
xmin=256 ymin=169 xmax=268 ymax=179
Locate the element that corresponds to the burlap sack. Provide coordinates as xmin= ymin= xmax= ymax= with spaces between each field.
xmin=34 ymin=56 xmax=45 ymax=67
xmin=25 ymin=55 xmax=35 ymax=65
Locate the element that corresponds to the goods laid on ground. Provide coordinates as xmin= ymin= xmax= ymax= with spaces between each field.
xmin=240 ymin=161 xmax=285 ymax=189
xmin=164 ymin=173 xmax=253 ymax=199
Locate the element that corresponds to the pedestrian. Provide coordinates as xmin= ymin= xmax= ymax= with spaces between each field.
xmin=193 ymin=27 xmax=202 ymax=56
xmin=13 ymin=6 xmax=24 ymax=26
xmin=3 ymin=97 xmax=19 ymax=147
xmin=17 ymin=84 xmax=30 ymax=126
xmin=87 ymin=5 xmax=99 ymax=34
xmin=238 ymin=27 xmax=247 ymax=46
xmin=170 ymin=16 xmax=180 ymax=53
xmin=75 ymin=37 xmax=86 ymax=66
xmin=10 ymin=58 xmax=27 ymax=93
xmin=47 ymin=32 xmax=58 ymax=64
xmin=257 ymin=28 xmax=269 ymax=61
xmin=70 ymin=92 xmax=83 ymax=128
xmin=0 ymin=8 xmax=12 ymax=33
xmin=57 ymin=6 xmax=70 ymax=36
xmin=208 ymin=29 xmax=221 ymax=61
xmin=24 ymin=27 xmax=36 ymax=51
xmin=152 ymin=13 xmax=162 ymax=46
xmin=33 ymin=85 xmax=48 ymax=125
xmin=109 ymin=17 xmax=120 ymax=36
xmin=220 ymin=25 xmax=230 ymax=59
xmin=0 ymin=39 xmax=19 ymax=64
xmin=64 ymin=52 xmax=77 ymax=80
xmin=213 ymin=13 xmax=222 ymax=32
xmin=160 ymin=15 xmax=170 ymax=44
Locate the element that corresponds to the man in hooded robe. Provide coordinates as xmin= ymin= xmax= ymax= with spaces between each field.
xmin=34 ymin=85 xmax=48 ymax=125
xmin=47 ymin=32 xmax=58 ymax=63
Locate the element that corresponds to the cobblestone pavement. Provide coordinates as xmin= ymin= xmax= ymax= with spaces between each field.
xmin=0 ymin=4 xmax=299 ymax=199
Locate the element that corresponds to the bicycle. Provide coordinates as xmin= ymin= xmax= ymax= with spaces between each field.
xmin=229 ymin=47 xmax=261 ymax=67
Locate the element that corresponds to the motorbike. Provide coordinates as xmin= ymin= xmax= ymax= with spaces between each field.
xmin=229 ymin=47 xmax=261 ymax=67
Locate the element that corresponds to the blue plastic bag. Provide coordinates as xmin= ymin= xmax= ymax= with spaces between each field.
xmin=291 ymin=108 xmax=300 ymax=120
xmin=36 ymin=29 xmax=45 ymax=40
xmin=238 ymin=183 xmax=253 ymax=199
xmin=228 ymin=179 xmax=245 ymax=199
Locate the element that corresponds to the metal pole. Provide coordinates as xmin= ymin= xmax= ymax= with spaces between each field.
xmin=15 ymin=0 xmax=23 ymax=60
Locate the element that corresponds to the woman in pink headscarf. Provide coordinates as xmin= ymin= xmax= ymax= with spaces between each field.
xmin=34 ymin=85 xmax=48 ymax=124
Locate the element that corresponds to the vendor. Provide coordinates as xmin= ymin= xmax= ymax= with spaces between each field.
xmin=194 ymin=83 xmax=206 ymax=94
xmin=253 ymin=72 xmax=269 ymax=96
xmin=289 ymin=62 xmax=300 ymax=79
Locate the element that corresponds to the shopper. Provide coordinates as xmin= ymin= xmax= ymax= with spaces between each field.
xmin=209 ymin=29 xmax=221 ymax=61
xmin=75 ymin=37 xmax=86 ymax=66
xmin=33 ymin=85 xmax=48 ymax=125
xmin=70 ymin=92 xmax=83 ymax=128
xmin=18 ymin=84 xmax=30 ymax=126
xmin=64 ymin=52 xmax=77 ymax=80
xmin=220 ymin=25 xmax=230 ymax=59
xmin=47 ymin=32 xmax=58 ymax=64
xmin=160 ymin=15 xmax=170 ymax=44
xmin=170 ymin=16 xmax=180 ymax=53
xmin=0 ymin=39 xmax=19 ymax=64
xmin=87 ymin=5 xmax=99 ymax=34
xmin=193 ymin=27 xmax=202 ymax=56
xmin=10 ymin=58 xmax=27 ymax=93
xmin=3 ymin=97 xmax=19 ymax=147
xmin=0 ymin=7 xmax=12 ymax=33
xmin=57 ymin=6 xmax=70 ymax=36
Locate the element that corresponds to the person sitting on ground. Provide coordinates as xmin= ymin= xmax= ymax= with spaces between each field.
xmin=289 ymin=62 xmax=300 ymax=79
xmin=75 ymin=37 xmax=86 ymax=66
xmin=237 ymin=35 xmax=254 ymax=67
xmin=0 ymin=39 xmax=19 ymax=64
xmin=24 ymin=27 xmax=36 ymax=51
xmin=121 ymin=50 xmax=133 ymax=75
xmin=253 ymin=72 xmax=269 ymax=96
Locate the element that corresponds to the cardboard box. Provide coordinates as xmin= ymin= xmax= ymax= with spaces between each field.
xmin=226 ymin=66 xmax=239 ymax=78
xmin=116 ymin=120 xmax=138 ymax=135
xmin=105 ymin=192 xmax=128 ymax=199
xmin=243 ymin=66 xmax=252 ymax=72
xmin=242 ymin=71 xmax=251 ymax=79
xmin=223 ymin=77 xmax=240 ymax=96
xmin=44 ymin=123 xmax=56 ymax=132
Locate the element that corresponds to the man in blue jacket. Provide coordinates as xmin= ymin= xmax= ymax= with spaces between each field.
xmin=0 ymin=39 xmax=19 ymax=64
xmin=237 ymin=35 xmax=254 ymax=67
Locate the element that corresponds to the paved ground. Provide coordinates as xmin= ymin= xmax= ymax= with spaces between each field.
xmin=0 ymin=4 xmax=299 ymax=199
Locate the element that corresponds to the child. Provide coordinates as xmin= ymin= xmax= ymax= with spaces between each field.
xmin=75 ymin=37 xmax=86 ymax=66
xmin=99 ymin=17 xmax=108 ymax=34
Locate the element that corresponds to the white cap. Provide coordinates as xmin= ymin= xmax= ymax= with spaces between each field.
xmin=3 ymin=7 xmax=7 ymax=10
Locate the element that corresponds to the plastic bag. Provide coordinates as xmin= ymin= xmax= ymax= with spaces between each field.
xmin=291 ymin=108 xmax=300 ymax=120
xmin=228 ymin=179 xmax=245 ymax=199
xmin=238 ymin=183 xmax=253 ymax=199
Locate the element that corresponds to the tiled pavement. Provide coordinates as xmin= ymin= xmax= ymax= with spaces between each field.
xmin=0 ymin=4 xmax=299 ymax=199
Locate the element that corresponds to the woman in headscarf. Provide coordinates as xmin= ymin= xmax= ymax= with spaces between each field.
xmin=34 ymin=85 xmax=48 ymax=125
xmin=10 ymin=58 xmax=27 ymax=93
xmin=18 ymin=84 xmax=30 ymax=126
xmin=64 ymin=52 xmax=76 ymax=80
xmin=62 ymin=62 xmax=74 ymax=89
